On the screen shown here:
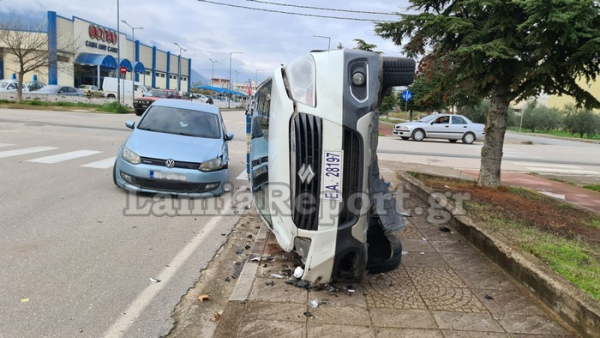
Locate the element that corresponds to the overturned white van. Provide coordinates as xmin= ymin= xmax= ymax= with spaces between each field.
xmin=249 ymin=49 xmax=415 ymax=283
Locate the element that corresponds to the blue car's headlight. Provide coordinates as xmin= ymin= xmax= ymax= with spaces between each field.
xmin=122 ymin=146 xmax=141 ymax=164
xmin=199 ymin=157 xmax=223 ymax=172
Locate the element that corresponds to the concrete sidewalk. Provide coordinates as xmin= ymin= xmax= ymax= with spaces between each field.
xmin=213 ymin=165 xmax=579 ymax=337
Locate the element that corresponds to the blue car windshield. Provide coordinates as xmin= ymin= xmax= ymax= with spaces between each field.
xmin=137 ymin=106 xmax=221 ymax=139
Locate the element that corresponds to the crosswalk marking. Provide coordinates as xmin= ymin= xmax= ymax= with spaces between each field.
xmin=0 ymin=146 xmax=57 ymax=159
xmin=236 ymin=170 xmax=249 ymax=181
xmin=81 ymin=157 xmax=117 ymax=169
xmin=28 ymin=150 xmax=102 ymax=164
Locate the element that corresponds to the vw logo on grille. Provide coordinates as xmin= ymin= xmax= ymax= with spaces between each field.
xmin=298 ymin=163 xmax=315 ymax=184
xmin=165 ymin=159 xmax=175 ymax=168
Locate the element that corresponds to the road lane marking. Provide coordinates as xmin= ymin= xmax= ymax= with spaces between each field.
xmin=0 ymin=146 xmax=57 ymax=159
xmin=104 ymin=211 xmax=229 ymax=337
xmin=28 ymin=150 xmax=102 ymax=163
xmin=81 ymin=156 xmax=117 ymax=169
xmin=525 ymin=167 xmax=599 ymax=175
xmin=0 ymin=143 xmax=15 ymax=148
xmin=236 ymin=170 xmax=249 ymax=181
xmin=510 ymin=162 xmax=580 ymax=169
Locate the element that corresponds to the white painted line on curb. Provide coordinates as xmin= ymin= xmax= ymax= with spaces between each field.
xmin=81 ymin=157 xmax=117 ymax=169
xmin=104 ymin=210 xmax=229 ymax=337
xmin=510 ymin=162 xmax=581 ymax=169
xmin=540 ymin=192 xmax=566 ymax=200
xmin=526 ymin=167 xmax=599 ymax=175
xmin=236 ymin=170 xmax=249 ymax=181
xmin=0 ymin=146 xmax=57 ymax=159
xmin=28 ymin=150 xmax=102 ymax=163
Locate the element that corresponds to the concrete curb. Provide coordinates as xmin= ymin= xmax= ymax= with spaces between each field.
xmin=399 ymin=171 xmax=600 ymax=338
xmin=228 ymin=224 xmax=270 ymax=301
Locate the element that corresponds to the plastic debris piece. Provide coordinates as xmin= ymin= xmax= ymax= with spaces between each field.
xmin=250 ymin=257 xmax=261 ymax=262
xmin=421 ymin=236 xmax=427 ymax=242
xmin=225 ymin=277 xmax=231 ymax=282
xmin=308 ymin=300 xmax=319 ymax=308
xmin=328 ymin=286 xmax=338 ymax=293
xmin=270 ymin=274 xmax=285 ymax=279
xmin=419 ymin=252 xmax=425 ymax=255
xmin=265 ymin=281 xmax=275 ymax=286
xmin=401 ymin=212 xmax=412 ymax=217
xmin=401 ymin=251 xmax=409 ymax=256
xmin=385 ymin=181 xmax=391 ymax=187
xmin=439 ymin=226 xmax=451 ymax=232
xmin=210 ymin=309 xmax=223 ymax=322
xmin=484 ymin=294 xmax=494 ymax=300
xmin=197 ymin=294 xmax=211 ymax=302
xmin=245 ymin=243 xmax=251 ymax=250
xmin=303 ymin=311 xmax=313 ymax=318
xmin=149 ymin=277 xmax=161 ymax=283
xmin=21 ymin=298 xmax=29 ymax=302
xmin=444 ymin=185 xmax=450 ymax=188
xmin=247 ymin=234 xmax=253 ymax=239
xmin=293 ymin=266 xmax=304 ymax=278
xmin=235 ymin=249 xmax=243 ymax=255
xmin=296 ymin=280 xmax=309 ymax=289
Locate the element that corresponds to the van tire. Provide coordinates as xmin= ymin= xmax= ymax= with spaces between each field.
xmin=367 ymin=240 xmax=403 ymax=274
xmin=107 ymin=94 xmax=116 ymax=99
xmin=135 ymin=110 xmax=144 ymax=116
xmin=382 ymin=57 xmax=415 ymax=87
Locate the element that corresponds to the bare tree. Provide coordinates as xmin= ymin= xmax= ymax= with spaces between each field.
xmin=0 ymin=16 xmax=74 ymax=103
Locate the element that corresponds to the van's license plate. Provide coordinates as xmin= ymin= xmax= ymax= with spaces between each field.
xmin=322 ymin=150 xmax=343 ymax=201
xmin=150 ymin=171 xmax=187 ymax=181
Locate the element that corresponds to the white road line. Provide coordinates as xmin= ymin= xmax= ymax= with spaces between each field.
xmin=0 ymin=143 xmax=15 ymax=148
xmin=236 ymin=170 xmax=249 ymax=181
xmin=526 ymin=167 xmax=599 ymax=175
xmin=28 ymin=150 xmax=102 ymax=164
xmin=511 ymin=162 xmax=581 ymax=169
xmin=0 ymin=146 xmax=57 ymax=159
xmin=81 ymin=156 xmax=117 ymax=169
xmin=103 ymin=212 xmax=228 ymax=338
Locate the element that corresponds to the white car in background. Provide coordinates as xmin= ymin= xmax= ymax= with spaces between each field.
xmin=0 ymin=79 xmax=29 ymax=92
xmin=393 ymin=114 xmax=485 ymax=144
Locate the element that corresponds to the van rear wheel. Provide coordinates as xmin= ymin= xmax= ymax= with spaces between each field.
xmin=382 ymin=57 xmax=416 ymax=87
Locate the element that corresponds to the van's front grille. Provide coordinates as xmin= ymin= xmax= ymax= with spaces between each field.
xmin=339 ymin=128 xmax=362 ymax=225
xmin=292 ymin=113 xmax=322 ymax=231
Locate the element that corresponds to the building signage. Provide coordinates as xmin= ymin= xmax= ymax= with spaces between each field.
xmin=85 ymin=24 xmax=119 ymax=53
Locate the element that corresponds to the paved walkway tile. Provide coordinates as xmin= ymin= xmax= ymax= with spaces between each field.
xmin=308 ymin=306 xmax=370 ymax=325
xmin=495 ymin=315 xmax=572 ymax=335
xmin=364 ymin=269 xmax=426 ymax=310
xmin=401 ymin=252 xmax=451 ymax=268
xmin=369 ymin=308 xmax=437 ymax=329
xmin=470 ymin=289 xmax=548 ymax=316
xmin=243 ymin=301 xmax=307 ymax=322
xmin=374 ymin=328 xmax=444 ymax=338
xmin=432 ymin=311 xmax=505 ymax=332
xmin=249 ymin=278 xmax=307 ymax=303
xmin=236 ymin=319 xmax=306 ymax=337
xmin=308 ymin=324 xmax=375 ymax=338
xmin=441 ymin=331 xmax=509 ymax=338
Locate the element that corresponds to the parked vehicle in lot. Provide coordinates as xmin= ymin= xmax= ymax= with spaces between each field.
xmin=113 ymin=100 xmax=233 ymax=197
xmin=24 ymin=81 xmax=46 ymax=91
xmin=190 ymin=93 xmax=209 ymax=103
xmin=102 ymin=77 xmax=149 ymax=106
xmin=133 ymin=89 xmax=181 ymax=116
xmin=33 ymin=85 xmax=84 ymax=96
xmin=78 ymin=85 xmax=103 ymax=97
xmin=0 ymin=79 xmax=29 ymax=92
xmin=249 ymin=49 xmax=415 ymax=283
xmin=393 ymin=114 xmax=485 ymax=144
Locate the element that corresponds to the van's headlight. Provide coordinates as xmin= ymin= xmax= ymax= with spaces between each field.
xmin=121 ymin=146 xmax=141 ymax=164
xmin=199 ymin=157 xmax=223 ymax=171
xmin=285 ymin=54 xmax=316 ymax=107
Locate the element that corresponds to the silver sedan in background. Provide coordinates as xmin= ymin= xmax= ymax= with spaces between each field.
xmin=393 ymin=114 xmax=485 ymax=144
xmin=33 ymin=85 xmax=85 ymax=96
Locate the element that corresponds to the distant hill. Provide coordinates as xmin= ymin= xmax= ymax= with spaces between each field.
xmin=190 ymin=69 xmax=209 ymax=86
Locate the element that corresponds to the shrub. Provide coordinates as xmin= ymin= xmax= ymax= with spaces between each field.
xmin=98 ymin=102 xmax=130 ymax=114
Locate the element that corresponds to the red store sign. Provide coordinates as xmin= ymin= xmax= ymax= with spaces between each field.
xmin=88 ymin=25 xmax=118 ymax=45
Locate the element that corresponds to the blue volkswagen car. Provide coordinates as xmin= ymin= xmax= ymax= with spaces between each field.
xmin=113 ymin=99 xmax=233 ymax=197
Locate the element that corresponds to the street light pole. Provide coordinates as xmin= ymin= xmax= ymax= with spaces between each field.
xmin=174 ymin=42 xmax=186 ymax=93
xmin=121 ymin=20 xmax=142 ymax=102
xmin=209 ymin=58 xmax=217 ymax=86
xmin=229 ymin=51 xmax=242 ymax=108
xmin=255 ymin=69 xmax=264 ymax=91
xmin=313 ymin=35 xmax=331 ymax=51
xmin=117 ymin=0 xmax=120 ymax=105
xmin=234 ymin=70 xmax=239 ymax=89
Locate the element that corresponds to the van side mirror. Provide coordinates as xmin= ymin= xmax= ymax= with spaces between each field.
xmin=225 ymin=132 xmax=234 ymax=141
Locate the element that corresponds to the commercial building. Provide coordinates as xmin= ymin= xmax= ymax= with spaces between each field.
xmin=0 ymin=11 xmax=191 ymax=93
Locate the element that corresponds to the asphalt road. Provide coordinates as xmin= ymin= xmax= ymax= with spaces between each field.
xmin=0 ymin=108 xmax=249 ymax=337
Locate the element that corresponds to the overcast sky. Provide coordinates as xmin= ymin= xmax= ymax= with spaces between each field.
xmin=1 ymin=0 xmax=412 ymax=84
